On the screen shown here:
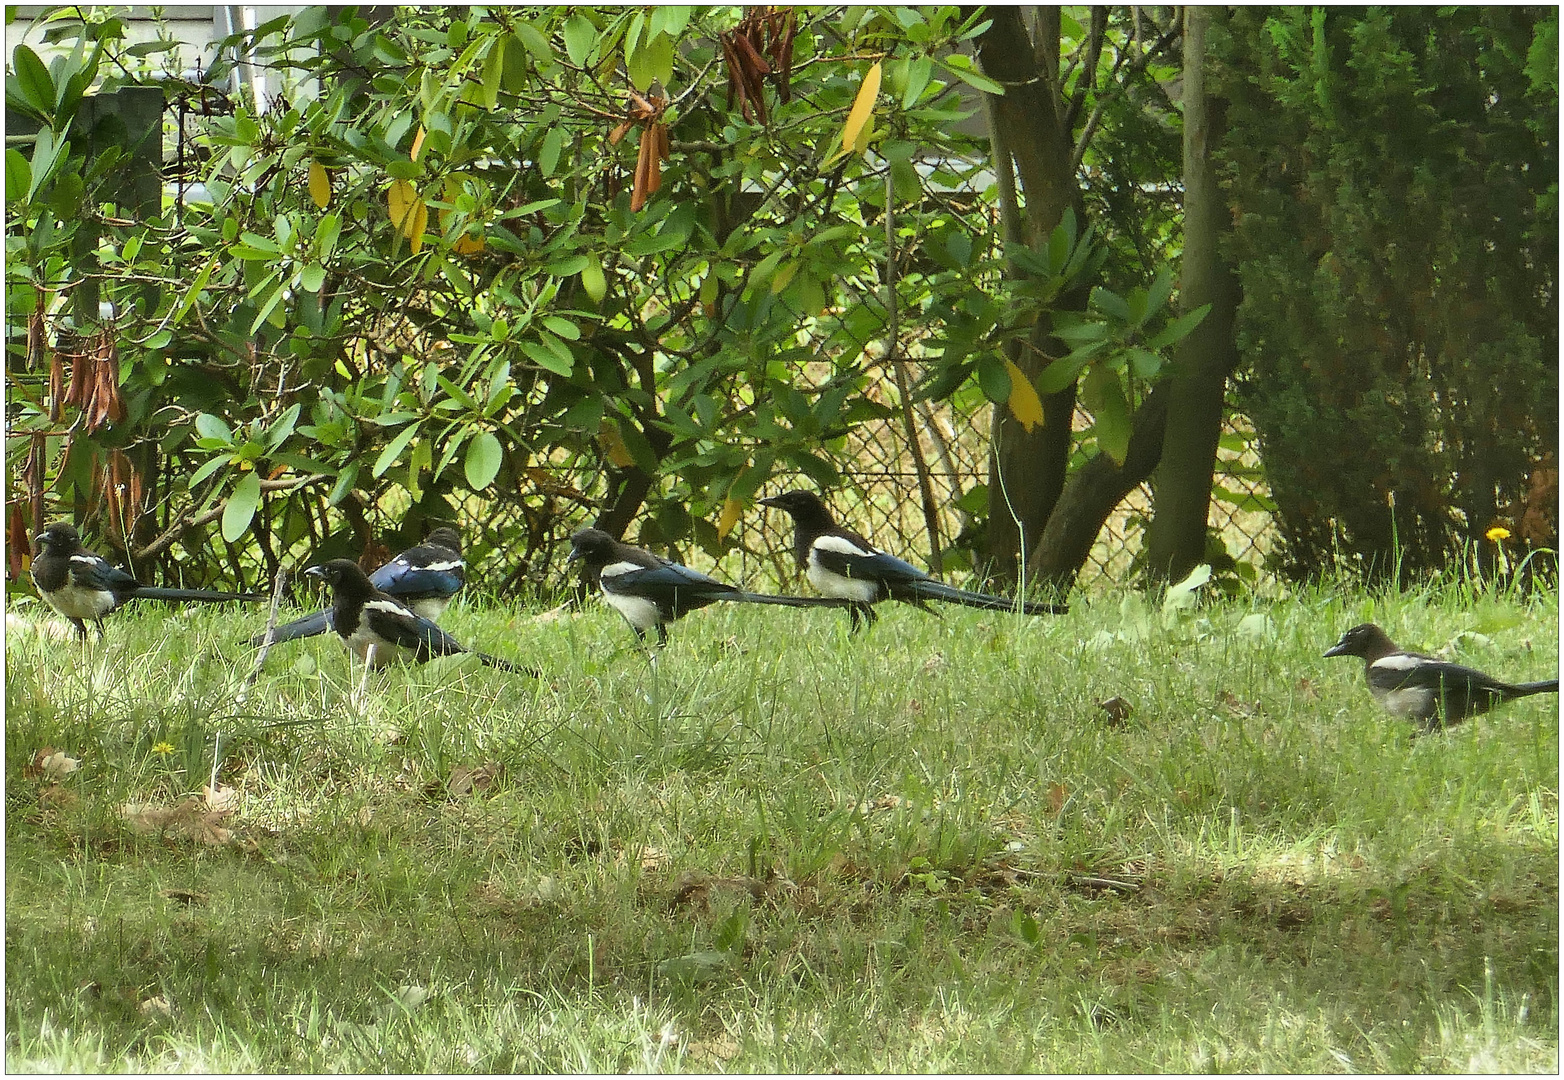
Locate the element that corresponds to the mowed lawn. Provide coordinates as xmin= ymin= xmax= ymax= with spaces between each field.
xmin=5 ymin=580 xmax=1558 ymax=1071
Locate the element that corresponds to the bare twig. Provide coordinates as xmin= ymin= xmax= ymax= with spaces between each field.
xmin=237 ymin=567 xmax=290 ymax=701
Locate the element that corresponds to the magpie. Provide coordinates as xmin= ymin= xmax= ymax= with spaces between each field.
xmin=1324 ymin=622 xmax=1559 ymax=731
xmin=303 ymin=558 xmax=527 ymax=673
xmin=249 ymin=526 xmax=465 ymax=647
xmin=30 ymin=521 xmax=267 ymax=639
xmin=758 ymin=490 xmax=1069 ymax=631
xmin=567 ymin=527 xmax=849 ymax=646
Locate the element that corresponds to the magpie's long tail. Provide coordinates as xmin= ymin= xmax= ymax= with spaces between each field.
xmin=729 ymin=592 xmax=856 ymax=608
xmin=906 ymin=580 xmax=1068 ymax=616
xmin=135 ymin=586 xmax=270 ymax=604
xmin=248 ymin=609 xmax=331 ymax=648
xmin=1505 ymin=678 xmax=1560 ymax=699
xmin=473 ymin=651 xmax=540 ymax=676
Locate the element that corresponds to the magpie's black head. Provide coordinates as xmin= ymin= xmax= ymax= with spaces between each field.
xmin=35 ymin=522 xmax=81 ymax=553
xmin=758 ymin=490 xmax=836 ymax=528
xmin=305 ymin=558 xmax=376 ymax=598
xmin=567 ymin=527 xmax=617 ymax=568
xmin=424 ymin=525 xmax=462 ymax=553
xmin=1324 ymin=622 xmax=1398 ymax=660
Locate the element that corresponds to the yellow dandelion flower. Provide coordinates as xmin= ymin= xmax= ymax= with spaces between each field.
xmin=152 ymin=741 xmax=176 ymax=756
xmin=1485 ymin=526 xmax=1511 ymax=542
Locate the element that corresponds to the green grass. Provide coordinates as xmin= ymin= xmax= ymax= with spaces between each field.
xmin=5 ymin=580 xmax=1558 ymax=1072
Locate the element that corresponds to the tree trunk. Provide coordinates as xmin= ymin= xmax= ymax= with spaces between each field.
xmin=975 ymin=7 xmax=1083 ymax=586
xmin=1029 ymin=383 xmax=1172 ymax=592
xmin=1143 ymin=6 xmax=1243 ymax=585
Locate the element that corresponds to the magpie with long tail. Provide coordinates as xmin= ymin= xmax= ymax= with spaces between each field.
xmin=1324 ymin=622 xmax=1558 ymax=732
xmin=303 ymin=558 xmax=530 ymax=673
xmin=30 ymin=521 xmax=267 ymax=639
xmin=758 ymin=490 xmax=1069 ymax=632
xmin=249 ymin=526 xmax=465 ymax=648
xmin=567 ymin=527 xmax=850 ymax=647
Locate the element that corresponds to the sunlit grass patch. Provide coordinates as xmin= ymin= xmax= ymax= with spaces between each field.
xmin=6 ymin=582 xmax=1558 ymax=1071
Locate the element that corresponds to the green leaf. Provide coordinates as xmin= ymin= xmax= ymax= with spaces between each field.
xmin=299 ymin=262 xmax=326 ymax=293
xmin=902 ymin=55 xmax=934 ymax=110
xmin=975 ymin=354 xmax=1011 ymax=402
xmin=627 ymin=30 xmax=673 ymax=91
xmin=1144 ymin=304 xmax=1211 ymax=350
xmin=464 ymin=430 xmax=503 ymax=488
xmin=5 ymin=147 xmax=29 ymax=203
xmin=940 ymin=55 xmax=1003 ymax=95
xmin=539 ymin=125 xmax=564 ymax=177
xmin=562 ymin=13 xmax=596 ymax=67
xmin=520 ymin=337 xmax=574 ymax=376
xmin=221 ymin=472 xmax=262 ymax=542
xmin=516 ymin=21 xmax=552 ymax=62
xmin=1085 ymin=366 xmax=1130 ymax=464
xmin=479 ymin=35 xmax=504 ymax=108
xmin=1091 ymin=286 xmax=1130 ymax=323
xmin=11 ymin=44 xmax=54 ymax=119
xmin=545 ymin=253 xmax=588 ymax=277
xmin=372 ymin=422 xmax=421 ymax=477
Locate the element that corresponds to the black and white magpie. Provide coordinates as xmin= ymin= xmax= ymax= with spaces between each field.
xmin=1324 ymin=622 xmax=1559 ymax=731
xmin=758 ymin=490 xmax=1069 ymax=631
xmin=567 ymin=527 xmax=848 ymax=646
xmin=250 ymin=526 xmax=465 ymax=647
xmin=30 ymin=521 xmax=266 ymax=639
xmin=302 ymin=558 xmax=527 ymax=673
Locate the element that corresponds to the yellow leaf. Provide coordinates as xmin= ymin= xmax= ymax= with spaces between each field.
xmin=598 ymin=419 xmax=635 ymax=467
xmin=407 ymin=197 xmax=428 ymax=253
xmin=410 ymin=125 xmax=426 ymax=162
xmin=1004 ymin=359 xmax=1044 ymax=433
xmin=388 ymin=179 xmax=415 ymax=233
xmin=840 ymin=61 xmax=882 ymax=160
xmin=307 ymin=160 xmax=330 ymax=209
xmin=716 ymin=496 xmax=743 ymax=540
xmin=853 ymin=112 xmax=874 ymax=155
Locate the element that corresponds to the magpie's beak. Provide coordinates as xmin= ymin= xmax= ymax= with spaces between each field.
xmin=1322 ymin=637 xmax=1350 ymax=658
xmin=303 ymin=565 xmax=327 ymax=581
xmin=757 ymin=495 xmax=781 ymax=509
xmin=565 ymin=546 xmax=583 ymax=564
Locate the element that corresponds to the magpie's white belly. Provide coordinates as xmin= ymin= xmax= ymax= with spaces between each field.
xmin=408 ymin=596 xmax=450 ymax=621
xmin=45 ymin=583 xmax=116 ymax=620
xmin=806 ymin=560 xmax=879 ymax=603
xmin=1372 ymin=684 xmax=1435 ymax=718
xmin=344 ymin=624 xmax=416 ymax=667
xmin=602 ymin=590 xmax=661 ymax=633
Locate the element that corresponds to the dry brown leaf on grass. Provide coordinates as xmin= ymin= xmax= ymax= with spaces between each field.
xmin=24 ymin=747 xmax=81 ymax=779
xmin=1097 ymin=696 xmax=1134 ymax=726
xmin=1048 ymin=783 xmax=1070 ymax=816
xmin=203 ymin=783 xmax=239 ymax=813
xmin=159 ymin=888 xmax=209 ymax=906
xmin=120 ymin=796 xmax=234 ymax=846
xmin=446 ymin=761 xmax=503 ymax=797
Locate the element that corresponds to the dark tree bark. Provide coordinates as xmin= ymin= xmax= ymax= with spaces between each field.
xmin=1143 ymin=6 xmax=1243 ymax=585
xmin=1029 ymin=383 xmax=1171 ymax=592
xmin=974 ymin=7 xmax=1083 ymax=587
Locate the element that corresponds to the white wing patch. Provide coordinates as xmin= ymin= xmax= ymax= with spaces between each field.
xmin=812 ymin=534 xmax=876 ymax=558
xmin=1371 ymin=654 xmax=1423 ymax=672
xmin=395 ymin=557 xmax=462 ymax=573
xmin=365 ymin=598 xmax=413 ymax=617
xmin=599 ymin=560 xmax=643 ymax=580
xmin=69 ymin=554 xmax=105 ymax=566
